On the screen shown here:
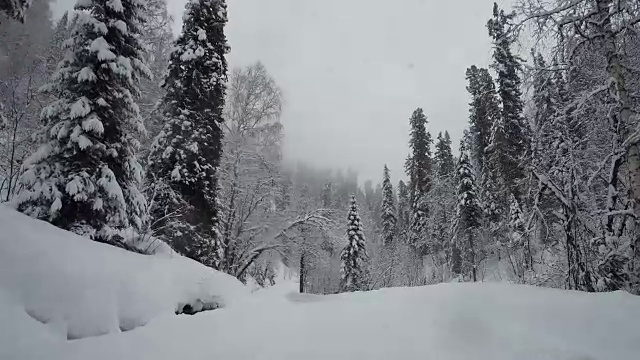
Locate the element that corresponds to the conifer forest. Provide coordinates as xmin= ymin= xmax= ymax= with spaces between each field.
xmin=2 ymin=0 xmax=640 ymax=299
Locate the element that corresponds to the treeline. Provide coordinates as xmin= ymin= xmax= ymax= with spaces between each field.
xmin=326 ymin=0 xmax=640 ymax=294
xmin=374 ymin=0 xmax=640 ymax=294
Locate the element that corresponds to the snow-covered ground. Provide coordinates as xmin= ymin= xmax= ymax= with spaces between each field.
xmin=2 ymin=206 xmax=640 ymax=360
xmin=0 ymin=205 xmax=247 ymax=341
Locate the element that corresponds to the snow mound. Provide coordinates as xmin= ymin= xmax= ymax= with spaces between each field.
xmin=0 ymin=206 xmax=248 ymax=340
xmin=63 ymin=282 xmax=640 ymax=360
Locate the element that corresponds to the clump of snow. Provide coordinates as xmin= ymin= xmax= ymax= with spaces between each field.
xmin=0 ymin=206 xmax=248 ymax=341
xmin=90 ymin=37 xmax=116 ymax=61
xmin=197 ymin=28 xmax=206 ymax=41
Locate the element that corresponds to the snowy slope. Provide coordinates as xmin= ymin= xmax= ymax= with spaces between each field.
xmin=2 ymin=206 xmax=640 ymax=360
xmin=0 ymin=206 xmax=248 ymax=341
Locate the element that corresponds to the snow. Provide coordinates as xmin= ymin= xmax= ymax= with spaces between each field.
xmin=112 ymin=20 xmax=128 ymax=35
xmin=106 ymin=0 xmax=123 ymax=13
xmin=15 ymin=278 xmax=640 ymax=360
xmin=2 ymin=207 xmax=640 ymax=360
xmin=0 ymin=206 xmax=248 ymax=341
xmin=77 ymin=67 xmax=97 ymax=82
xmin=82 ymin=116 xmax=104 ymax=134
xmin=197 ymin=28 xmax=207 ymax=41
xmin=69 ymin=97 xmax=91 ymax=119
xmin=90 ymin=37 xmax=116 ymax=61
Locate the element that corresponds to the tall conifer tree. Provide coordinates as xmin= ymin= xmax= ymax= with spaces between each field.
xmin=465 ymin=65 xmax=499 ymax=176
xmin=405 ymin=108 xmax=433 ymax=254
xmin=380 ymin=165 xmax=397 ymax=246
xmin=485 ymin=3 xmax=530 ymax=202
xmin=16 ymin=0 xmax=150 ymax=243
xmin=340 ymin=194 xmax=368 ymax=292
xmin=147 ymin=0 xmax=229 ymax=268
xmin=453 ymin=142 xmax=482 ymax=281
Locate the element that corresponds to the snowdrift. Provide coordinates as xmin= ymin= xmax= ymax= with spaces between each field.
xmin=2 ymin=205 xmax=640 ymax=360
xmin=63 ymin=282 xmax=640 ymax=360
xmin=0 ymin=206 xmax=248 ymax=340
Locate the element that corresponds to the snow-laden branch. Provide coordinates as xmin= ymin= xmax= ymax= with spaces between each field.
xmin=532 ymin=170 xmax=570 ymax=209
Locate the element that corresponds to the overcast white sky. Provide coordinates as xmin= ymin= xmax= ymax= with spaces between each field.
xmin=54 ymin=0 xmax=513 ymax=184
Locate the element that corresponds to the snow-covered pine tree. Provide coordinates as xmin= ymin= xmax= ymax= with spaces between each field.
xmin=452 ymin=142 xmax=482 ymax=282
xmin=340 ymin=194 xmax=368 ymax=292
xmin=15 ymin=0 xmax=150 ymax=243
xmin=429 ymin=130 xmax=456 ymax=278
xmin=465 ymin=65 xmax=499 ymax=176
xmin=485 ymin=3 xmax=529 ymax=202
xmin=0 ymin=0 xmax=31 ymax=22
xmin=396 ymin=179 xmax=410 ymax=236
xmin=147 ymin=0 xmax=229 ymax=268
xmin=405 ymin=108 xmax=433 ymax=255
xmin=380 ymin=165 xmax=397 ymax=246
xmin=434 ymin=131 xmax=455 ymax=178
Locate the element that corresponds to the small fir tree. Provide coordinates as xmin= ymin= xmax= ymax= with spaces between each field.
xmin=380 ymin=165 xmax=397 ymax=246
xmin=340 ymin=194 xmax=368 ymax=292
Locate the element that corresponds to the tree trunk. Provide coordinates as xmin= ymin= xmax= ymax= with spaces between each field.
xmin=595 ymin=0 xmax=634 ymax=291
xmin=299 ymin=251 xmax=305 ymax=293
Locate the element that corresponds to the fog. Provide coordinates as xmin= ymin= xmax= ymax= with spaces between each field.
xmin=54 ymin=0 xmax=513 ymax=185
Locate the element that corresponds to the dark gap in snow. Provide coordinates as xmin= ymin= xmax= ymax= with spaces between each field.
xmin=175 ymin=298 xmax=223 ymax=315
xmin=119 ymin=318 xmax=148 ymax=333
xmin=93 ymin=234 xmax=149 ymax=254
xmin=24 ymin=307 xmax=49 ymax=325
xmin=67 ymin=331 xmax=106 ymax=341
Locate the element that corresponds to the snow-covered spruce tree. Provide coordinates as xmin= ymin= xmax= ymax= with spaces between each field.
xmin=396 ymin=179 xmax=410 ymax=236
xmin=434 ymin=131 xmax=455 ymax=178
xmin=147 ymin=0 xmax=228 ymax=268
xmin=465 ymin=65 xmax=499 ymax=177
xmin=340 ymin=194 xmax=368 ymax=292
xmin=452 ymin=142 xmax=482 ymax=282
xmin=405 ymin=108 xmax=433 ymax=255
xmin=486 ymin=3 xmax=529 ymax=202
xmin=429 ymin=130 xmax=456 ymax=280
xmin=380 ymin=165 xmax=396 ymax=246
xmin=15 ymin=0 xmax=150 ymax=243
